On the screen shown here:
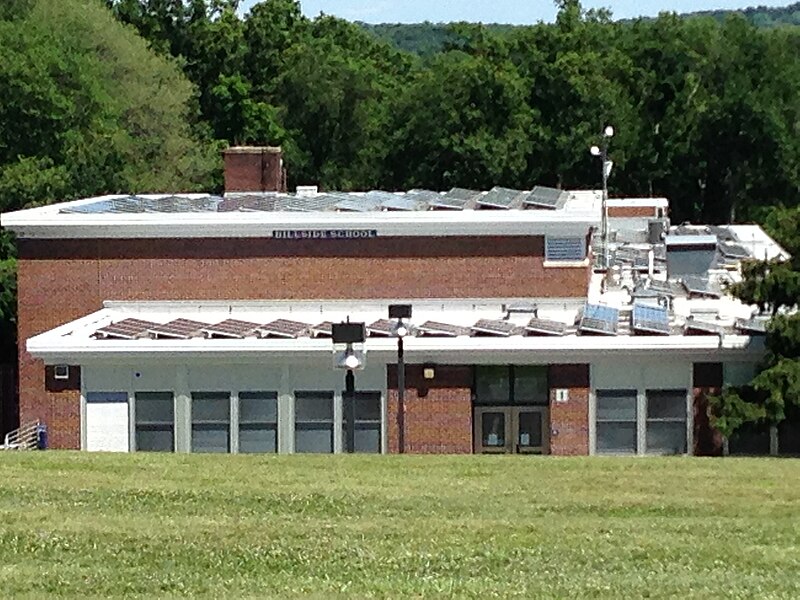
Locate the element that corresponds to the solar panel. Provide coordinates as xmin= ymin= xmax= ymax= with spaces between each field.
xmin=471 ymin=319 xmax=522 ymax=336
xmin=366 ymin=319 xmax=397 ymax=336
xmin=147 ymin=319 xmax=208 ymax=339
xmin=217 ymin=194 xmax=278 ymax=212
xmin=525 ymin=318 xmax=567 ymax=336
xmin=259 ymin=319 xmax=310 ymax=338
xmin=681 ymin=276 xmax=723 ymax=298
xmin=684 ymin=317 xmax=726 ymax=335
xmin=735 ymin=317 xmax=768 ymax=334
xmin=719 ymin=242 xmax=750 ymax=259
xmin=202 ymin=319 xmax=262 ymax=339
xmin=94 ymin=318 xmax=161 ymax=339
xmin=523 ymin=186 xmax=568 ymax=210
xmin=631 ymin=303 xmax=670 ymax=335
xmin=475 ymin=187 xmax=523 ymax=209
xmin=416 ymin=321 xmax=472 ymax=337
xmin=335 ymin=194 xmax=384 ymax=212
xmin=429 ymin=188 xmax=480 ymax=210
xmin=578 ymin=304 xmax=619 ymax=336
xmin=380 ymin=195 xmax=427 ymax=211
xmin=310 ymin=322 xmax=334 ymax=338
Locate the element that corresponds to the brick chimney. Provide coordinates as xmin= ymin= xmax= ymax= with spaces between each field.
xmin=223 ymin=146 xmax=285 ymax=193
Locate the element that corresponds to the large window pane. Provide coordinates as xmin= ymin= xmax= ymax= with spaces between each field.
xmin=647 ymin=390 xmax=687 ymax=420
xmin=191 ymin=392 xmax=230 ymax=453
xmin=475 ymin=366 xmax=510 ymax=404
xmin=295 ymin=392 xmax=333 ymax=453
xmin=514 ymin=366 xmax=548 ymax=405
xmin=596 ymin=391 xmax=637 ymax=421
xmin=729 ymin=422 xmax=770 ymax=455
xmin=596 ymin=390 xmax=637 ymax=455
xmin=135 ymin=392 xmax=174 ymax=452
xmin=239 ymin=392 xmax=278 ymax=454
xmin=344 ymin=392 xmax=381 ymax=453
xmin=646 ymin=390 xmax=688 ymax=455
xmin=647 ymin=422 xmax=687 ymax=454
xmin=597 ymin=422 xmax=637 ymax=454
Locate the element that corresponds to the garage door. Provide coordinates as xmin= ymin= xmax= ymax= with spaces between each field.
xmin=86 ymin=392 xmax=129 ymax=452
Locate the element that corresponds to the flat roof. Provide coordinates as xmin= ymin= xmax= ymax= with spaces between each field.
xmin=1 ymin=189 xmax=604 ymax=239
xmin=27 ymin=299 xmax=765 ymax=365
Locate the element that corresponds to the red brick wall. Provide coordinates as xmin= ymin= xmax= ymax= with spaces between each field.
xmin=548 ymin=364 xmax=590 ymax=456
xmin=387 ymin=365 xmax=473 ymax=454
xmin=693 ymin=362 xmax=724 ymax=456
xmin=223 ymin=147 xmax=282 ymax=193
xmin=17 ymin=235 xmax=590 ymax=448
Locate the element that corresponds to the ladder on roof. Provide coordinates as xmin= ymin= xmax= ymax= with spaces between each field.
xmin=2 ymin=421 xmax=42 ymax=450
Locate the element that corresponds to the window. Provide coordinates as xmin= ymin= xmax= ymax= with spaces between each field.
xmin=343 ymin=392 xmax=382 ymax=453
xmin=475 ymin=366 xmax=547 ymax=406
xmin=596 ymin=390 xmax=637 ymax=454
xmin=645 ymin=390 xmax=687 ymax=455
xmin=135 ymin=392 xmax=174 ymax=452
xmin=239 ymin=392 xmax=278 ymax=453
xmin=545 ymin=237 xmax=586 ymax=262
xmin=295 ymin=391 xmax=334 ymax=453
xmin=191 ymin=392 xmax=230 ymax=453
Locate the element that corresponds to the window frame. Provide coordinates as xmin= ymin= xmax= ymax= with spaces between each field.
xmin=133 ymin=391 xmax=175 ymax=453
xmin=595 ymin=389 xmax=638 ymax=455
xmin=238 ymin=391 xmax=279 ymax=454
xmin=645 ymin=389 xmax=688 ymax=455
xmin=294 ymin=391 xmax=335 ymax=454
xmin=190 ymin=391 xmax=231 ymax=454
xmin=343 ymin=391 xmax=382 ymax=454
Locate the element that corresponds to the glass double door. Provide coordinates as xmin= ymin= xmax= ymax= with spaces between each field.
xmin=474 ymin=406 xmax=549 ymax=454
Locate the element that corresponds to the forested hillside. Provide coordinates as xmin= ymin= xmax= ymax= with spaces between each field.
xmin=2 ymin=0 xmax=800 ymax=382
xmin=361 ymin=3 xmax=800 ymax=56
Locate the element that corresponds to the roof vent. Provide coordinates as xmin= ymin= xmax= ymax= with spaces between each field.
xmin=296 ymin=185 xmax=319 ymax=196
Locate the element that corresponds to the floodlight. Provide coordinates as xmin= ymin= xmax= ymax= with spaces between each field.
xmin=394 ymin=323 xmax=409 ymax=338
xmin=344 ymin=352 xmax=361 ymax=370
xmin=388 ymin=304 xmax=413 ymax=319
xmin=590 ymin=145 xmax=601 ymax=156
xmin=604 ymin=125 xmax=615 ymax=137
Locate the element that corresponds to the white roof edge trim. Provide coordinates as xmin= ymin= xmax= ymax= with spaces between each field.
xmin=27 ymin=333 xmax=764 ymax=363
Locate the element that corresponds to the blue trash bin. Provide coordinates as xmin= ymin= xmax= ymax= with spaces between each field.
xmin=37 ymin=424 xmax=47 ymax=450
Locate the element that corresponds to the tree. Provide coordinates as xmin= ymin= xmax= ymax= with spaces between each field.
xmin=709 ymin=206 xmax=800 ymax=441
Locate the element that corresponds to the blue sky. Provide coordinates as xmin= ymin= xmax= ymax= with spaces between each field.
xmin=239 ymin=0 xmax=791 ymax=23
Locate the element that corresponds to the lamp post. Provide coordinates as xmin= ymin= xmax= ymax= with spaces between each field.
xmin=590 ymin=125 xmax=615 ymax=270
xmin=389 ymin=304 xmax=412 ymax=453
xmin=332 ymin=322 xmax=366 ymax=453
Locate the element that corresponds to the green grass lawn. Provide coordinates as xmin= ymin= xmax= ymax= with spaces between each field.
xmin=0 ymin=454 xmax=799 ymax=599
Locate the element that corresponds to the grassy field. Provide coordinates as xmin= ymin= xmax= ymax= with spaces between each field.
xmin=0 ymin=454 xmax=798 ymax=599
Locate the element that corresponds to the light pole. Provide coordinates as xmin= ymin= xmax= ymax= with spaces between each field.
xmin=591 ymin=125 xmax=615 ymax=270
xmin=389 ymin=304 xmax=412 ymax=453
xmin=332 ymin=322 xmax=366 ymax=453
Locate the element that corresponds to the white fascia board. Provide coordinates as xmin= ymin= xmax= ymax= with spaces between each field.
xmin=3 ymin=210 xmax=597 ymax=239
xmin=27 ymin=332 xmax=764 ymax=365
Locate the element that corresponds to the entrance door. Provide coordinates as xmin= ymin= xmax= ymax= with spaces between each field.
xmin=473 ymin=406 xmax=549 ymax=454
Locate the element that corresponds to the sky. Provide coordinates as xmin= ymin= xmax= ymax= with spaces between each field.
xmin=239 ymin=0 xmax=792 ymax=23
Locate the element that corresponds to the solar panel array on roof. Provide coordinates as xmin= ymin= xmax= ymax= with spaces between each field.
xmin=523 ymin=186 xmax=568 ymax=209
xmin=471 ymin=319 xmax=521 ymax=336
xmin=217 ymin=195 xmax=277 ymax=212
xmin=202 ymin=319 xmax=261 ymax=339
xmin=579 ymin=304 xmax=619 ymax=336
xmin=335 ymin=194 xmax=384 ymax=212
xmin=148 ymin=319 xmax=208 ymax=339
xmin=416 ymin=321 xmax=472 ymax=337
xmin=427 ymin=188 xmax=480 ymax=210
xmin=475 ymin=187 xmax=523 ymax=209
xmin=260 ymin=319 xmax=309 ymax=338
xmin=631 ymin=303 xmax=670 ymax=335
xmin=94 ymin=318 xmax=161 ymax=339
xmin=525 ymin=318 xmax=567 ymax=336
xmin=62 ymin=195 xmax=223 ymax=214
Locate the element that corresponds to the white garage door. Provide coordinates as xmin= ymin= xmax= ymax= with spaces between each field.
xmin=86 ymin=392 xmax=130 ymax=452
